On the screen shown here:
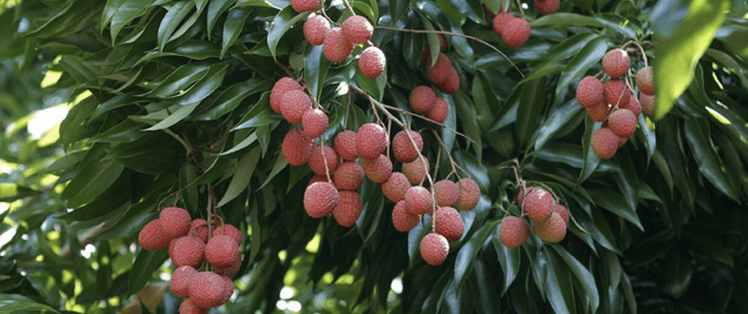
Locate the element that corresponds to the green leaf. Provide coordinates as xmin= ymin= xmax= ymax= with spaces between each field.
xmin=533 ymin=99 xmax=584 ymax=151
xmin=0 ymin=294 xmax=60 ymax=313
xmin=104 ymin=0 xmax=154 ymax=44
xmin=157 ymin=1 xmax=196 ymax=52
xmin=587 ymin=187 xmax=643 ymax=231
xmin=683 ymin=118 xmax=739 ymax=201
xmin=454 ymin=219 xmax=500 ymax=290
xmin=304 ymin=44 xmax=332 ymax=101
xmin=531 ymin=13 xmax=604 ymax=27
xmin=208 ymin=0 xmax=239 ymax=37
xmin=194 ymin=79 xmax=272 ymax=121
xmin=555 ymin=36 xmax=609 ymax=99
xmin=662 ymin=246 xmax=692 ymax=299
xmin=579 ymin=119 xmax=602 ymax=183
xmin=514 ymin=77 xmax=546 ymax=147
xmin=61 ymin=147 xmax=126 ymax=208
xmin=268 ymin=8 xmax=308 ymax=58
xmin=544 ymin=246 xmax=577 ymax=314
xmin=217 ymin=146 xmax=260 ymax=207
xmin=127 ymin=249 xmax=168 ymax=295
xmin=143 ymin=102 xmax=200 ymax=131
xmin=222 ymin=7 xmax=252 ymax=58
xmin=148 ymin=62 xmax=212 ymax=98
xmin=549 ymin=245 xmax=600 ymax=313
xmin=491 ymin=228 xmax=522 ymax=295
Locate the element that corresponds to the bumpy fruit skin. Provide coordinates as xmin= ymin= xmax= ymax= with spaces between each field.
xmin=586 ymin=102 xmax=611 ymax=122
xmin=502 ymin=17 xmax=531 ymax=49
xmin=636 ymin=66 xmax=655 ymax=95
xmin=402 ymin=157 xmax=429 ymax=184
xmin=409 ymin=86 xmax=437 ymax=114
xmin=323 ymin=27 xmax=354 ymax=62
xmin=270 ymin=77 xmax=302 ymax=115
xmin=189 ymin=271 xmax=227 ymax=308
xmin=219 ymin=275 xmax=234 ymax=305
xmin=170 ymin=235 xmax=206 ymax=268
xmin=189 ymin=219 xmax=210 ymax=243
xmin=308 ymin=146 xmax=339 ymax=176
xmin=521 ymin=188 xmax=553 ymax=222
xmin=392 ymin=200 xmax=421 ymax=232
xmin=179 ymin=298 xmax=207 ymax=314
xmin=381 ymin=172 xmax=410 ymax=202
xmin=438 ymin=67 xmax=460 ymax=94
xmin=334 ymin=161 xmax=365 ymax=190
xmin=427 ymin=97 xmax=449 ymax=123
xmin=304 ymin=182 xmax=341 ymax=218
xmin=499 ymin=216 xmax=531 ymax=248
xmin=290 ymin=0 xmax=321 ymax=13
xmin=206 ymin=235 xmax=241 ymax=269
xmin=455 ymin=178 xmax=480 ymax=211
xmin=618 ymin=136 xmax=628 ymax=148
xmin=434 ymin=180 xmax=459 ymax=207
xmin=533 ymin=212 xmax=567 ymax=243
xmin=392 ymin=130 xmax=423 ymax=163
xmin=301 ymin=108 xmax=328 ymax=139
xmin=171 ymin=265 xmax=198 ymax=298
xmin=434 ymin=207 xmax=464 ymax=242
xmin=426 ymin=53 xmax=452 ymax=85
xmin=602 ymin=49 xmax=630 ymax=79
xmin=307 ymin=174 xmax=328 ymax=187
xmin=159 ymin=207 xmax=191 ymax=238
xmin=362 ymin=154 xmax=393 ymax=183
xmin=590 ymin=127 xmax=619 ymax=159
xmin=342 ymin=15 xmax=373 ymax=44
xmin=420 ymin=233 xmax=450 ymax=266
xmin=621 ymin=94 xmax=642 ymax=117
xmin=359 ymin=46 xmax=386 ymax=79
xmin=405 ymin=186 xmax=433 ymax=215
xmin=282 ymin=129 xmax=315 ymax=166
xmin=356 ymin=123 xmax=388 ymax=159
xmin=332 ymin=191 xmax=363 ymax=227
xmin=603 ymin=79 xmax=630 ymax=107
xmin=215 ymin=254 xmax=242 ymax=277
xmin=576 ymin=76 xmax=605 ymax=108
xmin=492 ymin=12 xmax=514 ymax=37
xmin=281 ymin=90 xmax=312 ymax=124
xmin=304 ymin=13 xmax=330 ymax=46
xmin=608 ymin=109 xmax=637 ymax=138
xmin=212 ymin=224 xmax=243 ymax=245
xmin=139 ymin=219 xmax=172 ymax=251
xmin=640 ymin=93 xmax=655 ymax=115
xmin=551 ymin=204 xmax=569 ymax=224
xmin=334 ymin=130 xmax=358 ymax=160
xmin=535 ymin=0 xmax=560 ymax=15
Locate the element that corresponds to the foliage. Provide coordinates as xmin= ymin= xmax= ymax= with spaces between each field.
xmin=0 ymin=0 xmax=747 ymax=313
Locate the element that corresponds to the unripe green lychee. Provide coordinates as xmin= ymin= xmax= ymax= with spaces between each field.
xmin=551 ymin=204 xmax=569 ymax=224
xmin=590 ymin=127 xmax=619 ymax=159
xmin=281 ymin=90 xmax=312 ymax=124
xmin=359 ymin=46 xmax=386 ymax=79
xmin=586 ymin=101 xmax=611 ymax=122
xmin=502 ymin=17 xmax=531 ymax=49
xmin=402 ymin=156 xmax=429 ymax=184
xmin=392 ymin=200 xmax=420 ymax=232
xmin=533 ymin=211 xmax=567 ymax=243
xmin=308 ymin=146 xmax=339 ymax=176
xmin=455 ymin=178 xmax=480 ymax=211
xmin=159 ymin=207 xmax=191 ymax=238
xmin=211 ymin=223 xmax=243 ymax=246
xmin=434 ymin=180 xmax=459 ymax=207
xmin=170 ymin=235 xmax=206 ymax=268
xmin=332 ymin=191 xmax=363 ymax=227
xmin=342 ymin=15 xmax=374 ymax=44
xmin=427 ymin=97 xmax=449 ymax=123
xmin=426 ymin=53 xmax=452 ymax=85
xmin=303 ymin=13 xmax=330 ymax=46
xmin=381 ymin=172 xmax=410 ymax=202
xmin=499 ymin=216 xmax=531 ymax=248
xmin=334 ymin=130 xmax=358 ymax=160
xmin=492 ymin=12 xmax=514 ymax=37
xmin=362 ymin=154 xmax=393 ymax=183
xmin=521 ymin=187 xmax=553 ymax=222
xmin=405 ymin=186 xmax=433 ymax=215
xmin=270 ymin=77 xmax=302 ymax=115
xmin=179 ymin=298 xmax=207 ymax=314
xmin=437 ymin=66 xmax=460 ymax=94
xmin=356 ymin=123 xmax=388 ymax=159
xmin=304 ymin=182 xmax=340 ymax=218
xmin=602 ymin=49 xmax=630 ymax=79
xmin=608 ymin=108 xmax=637 ymax=138
xmin=281 ymin=129 xmax=315 ymax=166
xmin=409 ymin=86 xmax=436 ymax=114
xmin=576 ymin=76 xmax=604 ymax=108
xmin=301 ymin=108 xmax=328 ymax=139
xmin=419 ymin=233 xmax=449 ymax=266
xmin=334 ymin=161 xmax=365 ymax=190
xmin=603 ymin=79 xmax=630 ymax=107
xmin=535 ymin=0 xmax=560 ymax=15
xmin=434 ymin=206 xmax=464 ymax=242
xmin=323 ymin=27 xmax=355 ymax=62
xmin=206 ymin=235 xmax=241 ymax=269
xmin=640 ymin=93 xmax=655 ymax=115
xmin=171 ymin=265 xmax=198 ymax=298
xmin=392 ymin=130 xmax=423 ymax=163
xmin=189 ymin=271 xmax=227 ymax=308
xmin=636 ymin=66 xmax=655 ymax=95
xmin=139 ymin=219 xmax=172 ymax=251
xmin=291 ymin=0 xmax=321 ymax=12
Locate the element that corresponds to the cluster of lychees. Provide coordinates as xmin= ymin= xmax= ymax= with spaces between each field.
xmin=488 ymin=1 xmax=561 ymax=49
xmin=137 ymin=208 xmax=243 ymax=313
xmin=499 ymin=185 xmax=569 ymax=248
xmin=575 ymin=47 xmax=656 ymax=159
xmin=419 ymin=35 xmax=459 ymax=94
xmin=408 ymin=85 xmax=449 ymax=123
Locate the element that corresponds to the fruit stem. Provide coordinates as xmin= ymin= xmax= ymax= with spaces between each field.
xmin=319 ymin=138 xmax=333 ymax=183
xmin=340 ymin=0 xmax=357 ymax=17
xmin=379 ymin=102 xmax=476 ymax=145
xmin=206 ymin=185 xmax=214 ymax=240
xmin=622 ymin=40 xmax=648 ymax=68
xmin=514 ymin=0 xmax=525 ymax=18
xmin=525 ymin=180 xmax=561 ymax=203
xmin=430 ymin=128 xmax=468 ymax=180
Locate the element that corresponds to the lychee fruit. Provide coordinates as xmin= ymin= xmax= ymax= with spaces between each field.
xmin=586 ymin=101 xmax=611 ymax=122
xmin=521 ymin=187 xmax=553 ymax=222
xmin=362 ymin=154 xmax=393 ymax=183
xmin=409 ymin=86 xmax=436 ymax=114
xmin=425 ymin=53 xmax=452 ymax=85
xmin=308 ymin=146 xmax=339 ymax=176
xmin=434 ymin=207 xmax=464 ymax=242
xmin=356 ymin=123 xmax=388 ymax=159
xmin=323 ymin=27 xmax=355 ymax=62
xmin=219 ymin=275 xmax=234 ymax=305
xmin=576 ymin=76 xmax=604 ymax=108
xmin=342 ymin=15 xmax=373 ymax=44
xmin=392 ymin=130 xmax=423 ymax=163
xmin=281 ymin=90 xmax=312 ymax=124
xmin=535 ymin=0 xmax=560 ymax=15
xmin=359 ymin=46 xmax=386 ymax=79
xmin=590 ymin=127 xmax=619 ymax=159
xmin=205 ymin=235 xmax=241 ymax=269
xmin=170 ymin=265 xmax=198 ymax=298
xmin=603 ymin=79 xmax=630 ymax=107
xmin=179 ymin=298 xmax=207 ymax=314
xmin=282 ymin=129 xmax=315 ymax=166
xmin=290 ymin=0 xmax=321 ymax=12
xmin=159 ymin=207 xmax=191 ymax=238
xmin=304 ymin=182 xmax=340 ymax=218
xmin=189 ymin=218 xmax=210 ymax=243
xmin=212 ymin=224 xmax=243 ymax=246
xmin=334 ymin=130 xmax=358 ymax=160
xmin=499 ymin=216 xmax=531 ymax=248
xmin=419 ymin=233 xmax=449 ymax=266
xmin=533 ymin=211 xmax=567 ymax=243
xmin=602 ymin=49 xmax=630 ymax=79
xmin=392 ymin=200 xmax=421 ymax=232
xmin=455 ymin=178 xmax=480 ymax=211
xmin=621 ymin=94 xmax=642 ymax=117
xmin=608 ymin=109 xmax=637 ymax=138
xmin=434 ymin=180 xmax=459 ymax=207
xmin=139 ymin=219 xmax=172 ymax=251
xmin=301 ymin=108 xmax=328 ymax=139
xmin=215 ymin=254 xmax=242 ymax=277
xmin=170 ymin=235 xmax=206 ymax=268
xmin=492 ymin=12 xmax=514 ymax=37
xmin=304 ymin=13 xmax=330 ymax=46
xmin=437 ymin=67 xmax=460 ymax=94
xmin=551 ymin=204 xmax=569 ymax=224
xmin=618 ymin=136 xmax=628 ymax=148
xmin=333 ymin=161 xmax=365 ymax=190
xmin=332 ymin=191 xmax=363 ymax=227
xmin=307 ymin=174 xmax=328 ymax=187
xmin=402 ymin=157 xmax=429 ymax=184
xmin=502 ymin=17 xmax=531 ymax=49
xmin=636 ymin=66 xmax=655 ymax=95
xmin=381 ymin=172 xmax=410 ymax=202
xmin=189 ymin=271 xmax=228 ymax=308
xmin=405 ymin=186 xmax=433 ymax=215
xmin=426 ymin=98 xmax=449 ymax=123
xmin=270 ymin=77 xmax=302 ymax=115
xmin=640 ymin=93 xmax=655 ymax=115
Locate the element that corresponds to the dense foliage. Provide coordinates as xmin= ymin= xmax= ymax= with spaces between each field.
xmin=1 ymin=0 xmax=747 ymax=313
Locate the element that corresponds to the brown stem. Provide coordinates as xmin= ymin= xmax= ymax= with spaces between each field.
xmin=514 ymin=0 xmax=525 ymax=18
xmin=379 ymin=103 xmax=476 ymax=145
xmin=622 ymin=40 xmax=648 ymax=67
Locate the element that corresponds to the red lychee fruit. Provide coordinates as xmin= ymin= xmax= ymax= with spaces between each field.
xmin=392 ymin=130 xmax=423 ymax=163
xmin=304 ymin=182 xmax=340 ymax=218
xmin=307 ymin=174 xmax=328 ymax=187
xmin=409 ymin=86 xmax=437 ymax=114
xmin=640 ymin=93 xmax=655 ymax=116
xmin=159 ymin=207 xmax=191 ymax=239
xmin=420 ymin=233 xmax=449 ymax=266
xmin=359 ymin=46 xmax=386 ymax=79
xmin=392 ymin=200 xmax=421 ymax=232
xmin=427 ymin=97 xmax=449 ymax=123
xmin=304 ymin=13 xmax=330 ymax=46
xmin=189 ymin=218 xmax=210 ymax=243
xmin=308 ymin=146 xmax=339 ymax=176
xmin=323 ymin=27 xmax=355 ymax=62
xmin=434 ymin=207 xmax=464 ymax=242
xmin=533 ymin=211 xmax=567 ymax=243
xmin=405 ymin=186 xmax=433 ymax=215
xmin=499 ymin=216 xmax=531 ymax=248
xmin=381 ymin=172 xmax=410 ymax=202
xmin=333 ymin=161 xmax=365 ymax=190
xmin=576 ymin=76 xmax=605 ymax=108
xmin=332 ymin=191 xmax=363 ymax=227
xmin=356 ymin=123 xmax=388 ymax=159
xmin=301 ymin=108 xmax=328 ymax=139
xmin=621 ymin=94 xmax=642 ymax=117
xmin=342 ymin=15 xmax=373 ymax=44
xmin=170 ymin=235 xmax=206 ymax=268
xmin=291 ymin=0 xmax=321 ymax=12
xmin=171 ymin=265 xmax=198 ymax=298
xmin=434 ymin=180 xmax=459 ymax=207
xmin=602 ymin=49 xmax=630 ymax=79
xmin=636 ymin=66 xmax=655 ymax=95
xmin=139 ymin=219 xmax=172 ymax=251
xmin=437 ymin=67 xmax=460 ymax=94
xmin=206 ymin=235 xmax=241 ymax=269
xmin=455 ymin=178 xmax=480 ymax=211
xmin=590 ymin=127 xmax=619 ymax=159
xmin=551 ymin=204 xmax=569 ymax=224
xmin=215 ymin=254 xmax=242 ymax=277
xmin=282 ymin=129 xmax=315 ymax=166
xmin=608 ymin=108 xmax=637 ymax=138
xmin=362 ymin=154 xmax=393 ymax=183
xmin=618 ymin=136 xmax=628 ymax=148
xmin=521 ymin=188 xmax=553 ymax=222
xmin=586 ymin=101 xmax=611 ymax=122
xmin=426 ymin=53 xmax=452 ymax=85
xmin=603 ymin=79 xmax=630 ymax=108
xmin=402 ymin=156 xmax=429 ymax=184
xmin=189 ymin=271 xmax=228 ymax=308
xmin=502 ymin=17 xmax=531 ymax=49
xmin=492 ymin=12 xmax=514 ymax=37
xmin=219 ymin=275 xmax=234 ymax=305
xmin=334 ymin=130 xmax=358 ymax=161
xmin=179 ymin=298 xmax=207 ymax=314
xmin=280 ymin=90 xmax=312 ymax=124
xmin=270 ymin=77 xmax=302 ymax=115
xmin=212 ymin=223 xmax=243 ymax=246
xmin=535 ymin=0 xmax=560 ymax=15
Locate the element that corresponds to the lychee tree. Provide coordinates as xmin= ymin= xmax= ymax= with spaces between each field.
xmin=1 ymin=0 xmax=747 ymax=313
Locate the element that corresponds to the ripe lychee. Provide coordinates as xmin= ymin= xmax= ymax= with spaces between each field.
xmin=618 ymin=136 xmax=628 ymax=148
xmin=291 ymin=0 xmax=321 ymax=12
xmin=334 ymin=130 xmax=358 ymax=160
xmin=521 ymin=188 xmax=553 ymax=222
xmin=392 ymin=200 xmax=421 ymax=232
xmin=551 ymin=204 xmax=569 ymax=224
xmin=333 ymin=161 xmax=365 ymax=190
xmin=492 ymin=12 xmax=514 ymax=37
xmin=215 ymin=254 xmax=242 ymax=277
xmin=212 ymin=224 xmax=243 ymax=245
xmin=179 ymin=298 xmax=207 ymax=314
xmin=270 ymin=77 xmax=302 ymax=115
xmin=219 ymin=275 xmax=234 ymax=305
xmin=282 ymin=129 xmax=315 ymax=166
xmin=420 ymin=233 xmax=449 ymax=266
xmin=608 ymin=109 xmax=637 ymax=138
xmin=304 ymin=182 xmax=340 ymax=218
xmin=307 ymin=174 xmax=328 ymax=187
xmin=405 ymin=186 xmax=433 ymax=215
xmin=425 ymin=53 xmax=452 ymax=85
xmin=206 ymin=235 xmax=241 ymax=269
xmin=189 ymin=271 xmax=227 ymax=308
xmin=434 ymin=180 xmax=459 ymax=207
xmin=381 ymin=172 xmax=410 ymax=202
xmin=533 ymin=211 xmax=567 ymax=243
xmin=437 ymin=67 xmax=460 ymax=94
xmin=636 ymin=66 xmax=655 ymax=95
xmin=427 ymin=97 xmax=449 ymax=123
xmin=590 ymin=127 xmax=619 ymax=159
xmin=586 ymin=102 xmax=611 ymax=122
xmin=189 ymin=218 xmax=210 ymax=243
xmin=332 ymin=191 xmax=363 ymax=227
xmin=434 ymin=207 xmax=464 ymax=242
xmin=602 ymin=49 xmax=630 ymax=79
xmin=323 ymin=27 xmax=355 ymax=62
xmin=359 ymin=46 xmax=386 ymax=79
xmin=640 ymin=93 xmax=655 ymax=115
xmin=392 ymin=130 xmax=423 ymax=163
xmin=170 ymin=235 xmax=206 ymax=268
xmin=301 ymin=108 xmax=328 ymax=139
xmin=499 ymin=216 xmax=531 ymax=248
xmin=455 ymin=178 xmax=480 ymax=211
xmin=502 ymin=17 xmax=531 ymax=49
xmin=304 ymin=13 xmax=330 ymax=46
xmin=171 ymin=265 xmax=197 ymax=298
xmin=308 ymin=146 xmax=339 ymax=176
xmin=603 ymin=79 xmax=630 ymax=107
xmin=535 ymin=0 xmax=560 ymax=15
xmin=356 ymin=123 xmax=388 ymax=159
xmin=576 ymin=76 xmax=604 ymax=108
xmin=402 ymin=157 xmax=429 ymax=184
xmin=362 ymin=154 xmax=393 ymax=183
xmin=342 ymin=15 xmax=374 ymax=44
xmin=621 ymin=94 xmax=642 ymax=117
xmin=409 ymin=86 xmax=436 ymax=114
xmin=281 ymin=90 xmax=312 ymax=124
xmin=159 ymin=207 xmax=191 ymax=238
xmin=139 ymin=219 xmax=172 ymax=251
